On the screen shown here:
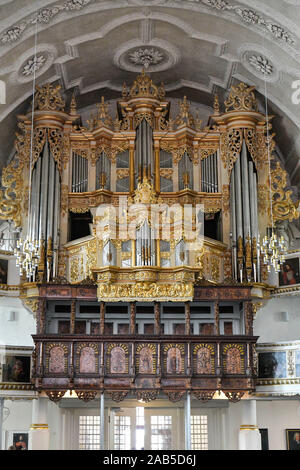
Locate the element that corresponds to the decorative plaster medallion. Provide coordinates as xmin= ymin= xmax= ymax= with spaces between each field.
xmin=114 ymin=39 xmax=180 ymax=73
xmin=22 ymin=55 xmax=47 ymax=76
xmin=128 ymin=47 xmax=164 ymax=69
xmin=9 ymin=44 xmax=57 ymax=84
xmin=248 ymin=54 xmax=273 ymax=76
xmin=239 ymin=45 xmax=280 ymax=83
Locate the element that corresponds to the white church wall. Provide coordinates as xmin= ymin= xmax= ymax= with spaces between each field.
xmin=257 ymin=400 xmax=300 ymax=450
xmin=254 ymin=296 xmax=300 ymax=343
xmin=0 ymin=297 xmax=35 ymax=347
xmin=1 ymin=399 xmax=32 ymax=450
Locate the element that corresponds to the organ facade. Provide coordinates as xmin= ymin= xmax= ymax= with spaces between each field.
xmin=0 ymin=71 xmax=298 ymax=406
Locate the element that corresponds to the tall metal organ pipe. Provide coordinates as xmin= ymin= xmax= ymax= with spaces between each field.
xmin=230 ymin=139 xmax=259 ymax=282
xmin=28 ymin=136 xmax=61 ymax=281
xmin=135 ymin=118 xmax=154 ymax=187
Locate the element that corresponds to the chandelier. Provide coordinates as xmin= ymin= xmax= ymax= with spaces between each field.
xmin=260 ymin=232 xmax=287 ymax=273
xmin=259 ymin=37 xmax=287 ymax=273
xmin=14 ymin=238 xmax=40 ymax=280
xmin=14 ymin=18 xmax=40 ymax=281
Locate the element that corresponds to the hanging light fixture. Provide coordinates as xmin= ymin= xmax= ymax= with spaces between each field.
xmin=259 ymin=37 xmax=287 ymax=273
xmin=14 ymin=16 xmax=40 ymax=281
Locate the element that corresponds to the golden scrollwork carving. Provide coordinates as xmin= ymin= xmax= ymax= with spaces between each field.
xmin=117 ymin=169 xmax=130 ymax=180
xmin=128 ymin=70 xmax=165 ymax=100
xmin=0 ymin=157 xmax=24 ymax=227
xmin=224 ymin=82 xmax=258 ymax=113
xmin=222 ymin=184 xmax=230 ymax=216
xmin=220 ymin=129 xmax=243 ymax=174
xmin=199 ymin=148 xmax=218 ymax=161
xmin=258 ymin=184 xmax=268 ymax=214
xmin=175 ymin=96 xmax=195 ymax=128
xmin=34 ymin=83 xmax=65 ymax=112
xmin=159 ymin=168 xmax=173 ymax=180
xmin=271 ymin=162 xmax=299 ymax=222
xmin=134 ymin=112 xmax=154 ymax=129
xmin=97 ymin=281 xmax=194 ymax=302
xmin=61 ymin=184 xmax=69 ymax=217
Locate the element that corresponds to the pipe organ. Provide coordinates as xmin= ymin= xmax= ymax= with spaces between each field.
xmin=1 ymin=72 xmax=299 ymax=403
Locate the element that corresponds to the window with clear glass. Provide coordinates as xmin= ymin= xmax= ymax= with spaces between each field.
xmin=114 ymin=415 xmax=131 ymax=450
xmin=151 ymin=415 xmax=172 ymax=450
xmin=191 ymin=415 xmax=208 ymax=450
xmin=79 ymin=416 xmax=100 ymax=450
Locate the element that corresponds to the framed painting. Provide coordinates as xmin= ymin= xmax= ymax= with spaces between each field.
xmin=258 ymin=351 xmax=286 ymax=379
xmin=278 ymin=257 xmax=300 ymax=287
xmin=0 ymin=258 xmax=8 ymax=284
xmin=1 ymin=355 xmax=31 ymax=383
xmin=6 ymin=431 xmax=28 ymax=450
xmin=286 ymin=430 xmax=300 ymax=450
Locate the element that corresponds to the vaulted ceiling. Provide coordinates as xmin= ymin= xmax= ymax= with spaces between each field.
xmin=0 ymin=0 xmax=300 ymax=192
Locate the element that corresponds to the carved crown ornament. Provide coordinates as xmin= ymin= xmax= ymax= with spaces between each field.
xmin=123 ymin=69 xmax=166 ymax=101
xmin=224 ymin=82 xmax=258 ymax=113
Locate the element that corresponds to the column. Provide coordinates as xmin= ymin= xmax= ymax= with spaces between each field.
xmin=70 ymin=300 xmax=76 ymax=334
xmin=184 ymin=392 xmax=191 ymax=450
xmin=244 ymin=301 xmax=253 ymax=336
xmin=100 ymin=301 xmax=105 ymax=335
xmin=214 ymin=301 xmax=220 ymax=335
xmin=100 ymin=393 xmax=105 ymax=450
xmin=129 ymin=142 xmax=135 ymax=192
xmin=0 ymin=397 xmax=4 ymax=450
xmin=238 ymin=400 xmax=261 ymax=450
xmin=29 ymin=397 xmax=50 ymax=450
xmin=130 ymin=302 xmax=136 ymax=335
xmin=154 ymin=302 xmax=160 ymax=335
xmin=185 ymin=302 xmax=191 ymax=335
xmin=154 ymin=142 xmax=160 ymax=192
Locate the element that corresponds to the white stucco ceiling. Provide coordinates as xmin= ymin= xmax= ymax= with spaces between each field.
xmin=0 ymin=0 xmax=299 ymax=191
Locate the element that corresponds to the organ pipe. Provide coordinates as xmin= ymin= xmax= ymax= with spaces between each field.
xmin=28 ymin=135 xmax=60 ymax=282
xmin=230 ymin=141 xmax=259 ymax=283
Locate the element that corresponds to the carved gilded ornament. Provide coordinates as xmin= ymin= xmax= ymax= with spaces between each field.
xmin=175 ymin=96 xmax=195 ymax=128
xmin=61 ymin=185 xmax=69 ymax=217
xmin=160 ymin=141 xmax=194 ymax=165
xmin=211 ymin=255 xmax=221 ymax=282
xmin=127 ymin=70 xmax=165 ymax=100
xmin=258 ymin=185 xmax=268 ymax=214
xmin=159 ymin=168 xmax=173 ymax=180
xmin=0 ymin=156 xmax=24 ymax=227
xmin=97 ymin=281 xmax=194 ymax=302
xmin=222 ymin=185 xmax=230 ymax=216
xmin=34 ymin=83 xmax=65 ymax=112
xmin=134 ymin=112 xmax=154 ymax=129
xmin=117 ymin=169 xmax=130 ymax=180
xmin=224 ymin=82 xmax=258 ymax=113
xmin=199 ymin=148 xmax=218 ymax=161
xmin=22 ymin=298 xmax=39 ymax=316
xmin=271 ymin=162 xmax=299 ymax=222
xmin=220 ymin=129 xmax=243 ymax=174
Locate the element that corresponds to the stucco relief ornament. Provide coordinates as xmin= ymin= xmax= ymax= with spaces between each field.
xmin=129 ymin=48 xmax=164 ymax=69
xmin=22 ymin=55 xmax=46 ymax=76
xmin=248 ymin=55 xmax=273 ymax=76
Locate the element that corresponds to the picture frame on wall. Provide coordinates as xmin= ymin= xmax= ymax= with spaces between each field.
xmin=0 ymin=258 xmax=8 ymax=284
xmin=1 ymin=355 xmax=31 ymax=383
xmin=278 ymin=256 xmax=300 ymax=287
xmin=6 ymin=431 xmax=28 ymax=450
xmin=286 ymin=429 xmax=300 ymax=450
